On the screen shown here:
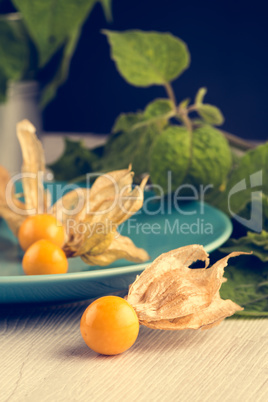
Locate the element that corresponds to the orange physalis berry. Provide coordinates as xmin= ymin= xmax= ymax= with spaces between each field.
xmin=80 ymin=296 xmax=139 ymax=355
xmin=22 ymin=239 xmax=68 ymax=275
xmin=18 ymin=214 xmax=65 ymax=251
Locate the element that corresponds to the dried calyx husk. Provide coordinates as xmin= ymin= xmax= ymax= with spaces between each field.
xmin=126 ymin=245 xmax=250 ymax=330
xmin=0 ymin=119 xmax=149 ymax=266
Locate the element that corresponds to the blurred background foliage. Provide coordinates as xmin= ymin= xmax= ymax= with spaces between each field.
xmin=0 ymin=0 xmax=267 ymax=139
xmin=46 ymin=0 xmax=267 ymax=140
xmin=0 ymin=0 xmax=111 ymax=106
xmin=1 ymin=0 xmax=268 ymax=317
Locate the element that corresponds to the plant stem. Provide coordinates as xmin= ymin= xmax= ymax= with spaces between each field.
xmin=187 ymin=104 xmax=197 ymax=113
xmin=164 ymin=82 xmax=177 ymax=107
xmin=220 ymin=130 xmax=256 ymax=151
xmin=180 ymin=111 xmax=192 ymax=133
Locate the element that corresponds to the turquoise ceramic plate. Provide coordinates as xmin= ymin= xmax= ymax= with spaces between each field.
xmin=0 ymin=187 xmax=232 ymax=304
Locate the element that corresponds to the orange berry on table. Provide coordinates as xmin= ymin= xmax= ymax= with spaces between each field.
xmin=22 ymin=239 xmax=68 ymax=275
xmin=80 ymin=296 xmax=139 ymax=355
xmin=18 ymin=214 xmax=65 ymax=251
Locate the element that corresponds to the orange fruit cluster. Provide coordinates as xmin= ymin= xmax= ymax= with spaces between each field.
xmin=18 ymin=214 xmax=68 ymax=275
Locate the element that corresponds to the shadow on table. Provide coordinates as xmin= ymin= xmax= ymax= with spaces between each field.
xmin=0 ymin=290 xmax=127 ymax=320
xmin=52 ymin=322 xmax=211 ymax=362
xmin=0 ymin=292 xmax=212 ymax=359
xmin=132 ymin=324 xmax=212 ymax=353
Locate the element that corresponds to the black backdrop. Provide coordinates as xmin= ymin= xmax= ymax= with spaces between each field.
xmin=44 ymin=0 xmax=268 ymax=140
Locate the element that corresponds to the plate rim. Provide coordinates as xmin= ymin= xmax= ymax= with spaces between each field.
xmin=0 ymin=204 xmax=232 ymax=284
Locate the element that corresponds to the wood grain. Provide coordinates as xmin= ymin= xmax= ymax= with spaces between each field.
xmin=0 ymin=301 xmax=268 ymax=402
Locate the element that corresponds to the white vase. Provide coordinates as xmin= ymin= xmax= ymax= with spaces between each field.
xmin=0 ymin=80 xmax=42 ymax=174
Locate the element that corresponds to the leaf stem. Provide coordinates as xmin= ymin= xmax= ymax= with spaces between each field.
xmin=164 ymin=82 xmax=177 ymax=108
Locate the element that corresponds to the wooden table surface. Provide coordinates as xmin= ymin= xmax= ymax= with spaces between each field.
xmin=1 ymin=134 xmax=268 ymax=401
xmin=1 ymin=299 xmax=268 ymax=402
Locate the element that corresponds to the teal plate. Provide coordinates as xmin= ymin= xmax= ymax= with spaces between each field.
xmin=0 ymin=188 xmax=232 ymax=304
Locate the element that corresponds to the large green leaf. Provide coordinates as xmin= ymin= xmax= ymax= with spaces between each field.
xmin=220 ymin=255 xmax=268 ymax=317
xmin=150 ymin=124 xmax=232 ymax=193
xmin=99 ymin=123 xmax=162 ymax=176
xmin=216 ymin=143 xmax=268 ymax=215
xmin=12 ymin=0 xmax=98 ymax=66
xmin=113 ymin=99 xmax=174 ymax=134
xmin=101 ymin=100 xmax=175 ymax=175
xmin=103 ymin=30 xmax=190 ymax=87
xmin=48 ymin=138 xmax=98 ymax=181
xmin=40 ymin=26 xmax=81 ymax=108
xmin=0 ymin=17 xmax=29 ymax=81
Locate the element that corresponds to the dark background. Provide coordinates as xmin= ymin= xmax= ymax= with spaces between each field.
xmin=43 ymin=0 xmax=267 ymax=140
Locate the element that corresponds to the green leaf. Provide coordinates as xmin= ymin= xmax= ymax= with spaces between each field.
xmin=99 ymin=0 xmax=112 ymax=22
xmin=216 ymin=143 xmax=268 ymax=215
xmin=150 ymin=124 xmax=232 ymax=193
xmin=112 ymin=112 xmax=144 ymax=133
xmin=197 ymin=104 xmax=224 ymax=126
xmin=106 ymin=100 xmax=175 ymax=175
xmin=12 ymin=0 xmax=98 ymax=66
xmin=144 ymin=98 xmax=174 ymax=118
xmin=178 ymin=98 xmax=190 ymax=110
xmin=219 ymin=255 xmax=268 ymax=317
xmin=99 ymin=123 xmax=162 ymax=176
xmin=263 ymin=194 xmax=268 ymax=219
xmin=132 ymin=99 xmax=175 ymax=131
xmin=0 ymin=16 xmax=29 ymax=82
xmin=103 ymin=30 xmax=190 ymax=87
xmin=40 ymin=26 xmax=81 ymax=108
xmin=150 ymin=126 xmax=191 ymax=192
xmin=112 ymin=99 xmax=174 ymax=134
xmin=195 ymin=87 xmax=207 ymax=105
xmin=221 ymin=231 xmax=268 ymax=262
xmin=48 ymin=138 xmax=98 ymax=181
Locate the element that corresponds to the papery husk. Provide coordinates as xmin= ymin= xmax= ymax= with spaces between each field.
xmin=0 ymin=165 xmax=25 ymax=235
xmin=82 ymin=233 xmax=150 ymax=266
xmin=16 ymin=120 xmax=51 ymax=213
xmin=0 ymin=121 xmax=50 ymax=235
xmin=126 ymin=245 xmax=250 ymax=330
xmin=49 ymin=187 xmax=89 ymax=226
xmin=62 ymin=169 xmax=149 ymax=264
xmin=1 ymin=120 xmax=150 ymax=267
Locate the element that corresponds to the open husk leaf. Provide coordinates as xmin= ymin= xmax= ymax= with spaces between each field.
xmin=81 ymin=233 xmax=150 ymax=266
xmin=126 ymin=245 xmax=250 ymax=330
xmin=0 ymin=119 xmax=149 ymax=266
xmin=17 ymin=119 xmax=51 ymax=213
